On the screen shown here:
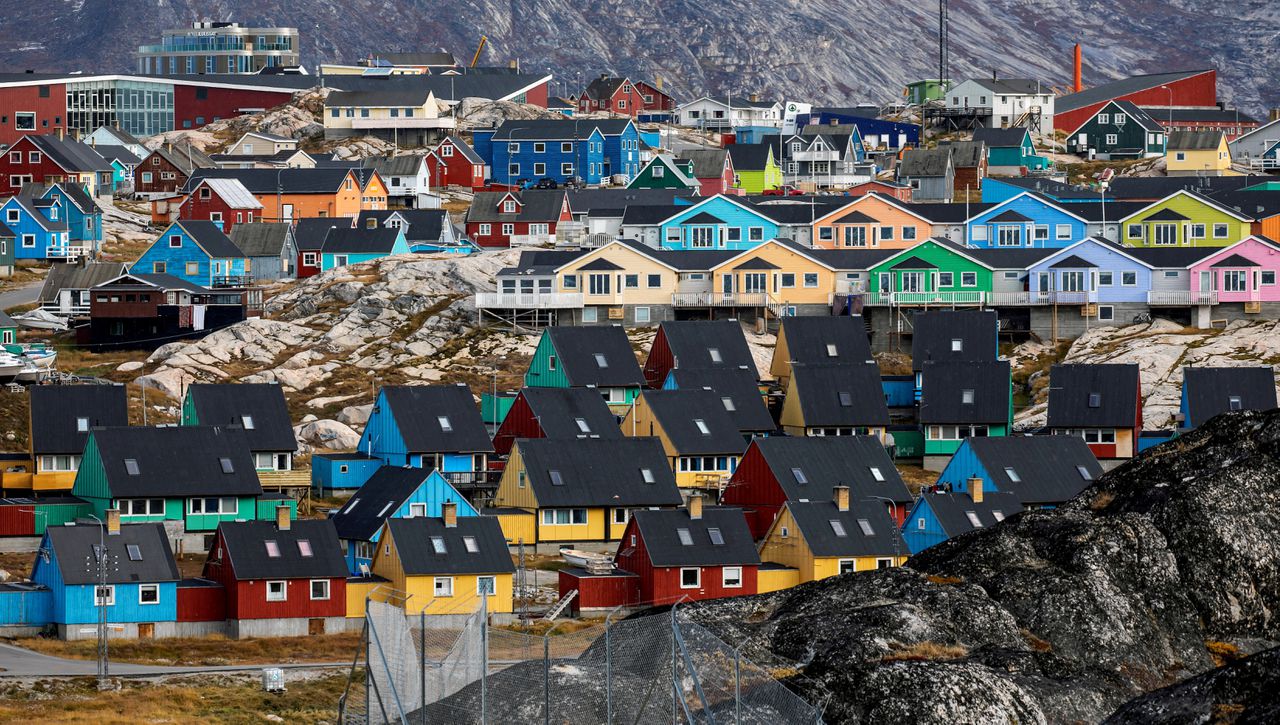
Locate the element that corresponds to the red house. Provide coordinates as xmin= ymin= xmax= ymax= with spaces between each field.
xmin=292 ymin=217 xmax=350 ymax=279
xmin=427 ymin=136 xmax=488 ymax=190
xmin=136 ymin=143 xmax=215 ymax=196
xmin=847 ymin=180 xmax=913 ymax=202
xmin=633 ymin=81 xmax=676 ymax=113
xmin=722 ymin=436 xmax=913 ymax=540
xmin=677 ymin=149 xmax=736 ymax=196
xmin=464 ymin=189 xmax=571 ymax=248
xmin=175 ymin=177 xmax=262 ymax=233
xmin=202 ymin=512 xmax=349 ymax=638
xmin=577 ymin=76 xmax=674 ymax=117
xmin=0 ymin=133 xmax=112 ymax=198
xmin=641 ymin=319 xmax=758 ymax=388
xmin=492 ymin=387 xmax=622 ymax=457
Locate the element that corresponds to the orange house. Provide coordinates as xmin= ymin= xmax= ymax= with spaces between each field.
xmin=185 ymin=168 xmax=380 ymax=223
xmin=811 ymin=192 xmax=935 ymax=250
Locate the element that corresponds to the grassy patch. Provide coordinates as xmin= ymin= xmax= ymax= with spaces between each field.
xmin=881 ymin=641 xmax=968 ymax=663
xmin=496 ymin=618 xmax=603 ymax=636
xmin=1089 ymin=490 xmax=1116 ymax=511
xmin=924 ymin=574 xmax=964 ymax=586
xmin=0 ymin=389 xmax=31 ymax=452
xmin=13 ymin=632 xmax=361 ymax=666
xmin=1205 ymin=640 xmax=1244 ymax=667
xmin=895 ymin=464 xmax=936 ymax=496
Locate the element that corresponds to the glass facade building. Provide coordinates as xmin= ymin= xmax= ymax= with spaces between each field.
xmin=137 ymin=22 xmax=300 ymax=75
xmin=66 ymin=79 xmax=175 ymax=139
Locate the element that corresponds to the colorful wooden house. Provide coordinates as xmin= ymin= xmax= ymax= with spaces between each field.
xmin=1166 ymin=130 xmax=1231 ymax=176
xmin=1046 ymin=364 xmax=1142 ymax=462
xmin=779 ymin=363 xmax=888 ymax=438
xmin=491 ymin=437 xmax=682 ymax=545
xmin=1027 ymin=238 xmax=1155 ymax=315
xmin=919 ymin=360 xmax=1012 ymax=468
xmin=331 ymin=468 xmax=478 ymax=575
xmin=810 ymin=193 xmax=932 ymax=250
xmin=228 ymin=222 xmax=297 ymax=281
xmin=1179 ymin=366 xmax=1278 ymax=432
xmin=319 ymin=226 xmax=410 ymax=271
xmin=0 ymin=195 xmax=70 ymax=260
xmin=677 ymin=149 xmax=736 ymax=196
xmin=492 ymin=387 xmax=622 ymax=458
xmin=31 ymin=516 xmax=180 ymax=640
xmin=181 ymin=383 xmax=297 ymax=473
xmin=185 ymin=168 xmax=372 ymax=223
xmin=662 ymin=368 xmax=776 ymax=438
xmin=896 ymin=147 xmax=954 ymax=202
xmin=464 ymin=189 xmax=571 ymax=248
xmin=475 ymin=119 xmax=641 ymax=185
xmin=0 ymin=133 xmax=113 ymax=198
xmin=175 ymin=177 xmax=262 ymax=232
xmin=902 ymin=482 xmax=1024 ymax=554
xmin=524 ymin=326 xmax=645 ymax=407
xmin=910 ymin=310 xmax=999 ymax=381
xmin=621 ymin=390 xmax=745 ymax=490
xmin=642 ymin=319 xmax=757 ymax=388
xmin=1188 ymin=236 xmax=1280 ymax=311
xmin=26 ymin=384 xmax=128 ymax=493
xmin=705 ymin=239 xmax=838 ymax=314
xmin=650 ymin=195 xmax=781 ymax=251
xmin=369 ymin=509 xmax=515 ymax=616
xmin=31 ymin=181 xmax=103 ymax=249
xmin=965 ymin=192 xmax=1088 ymax=248
xmin=71 ymin=426 xmax=265 ymax=533
xmin=136 ymin=143 xmax=215 ymax=196
xmin=427 ymin=136 xmax=488 ymax=190
xmin=934 ymin=436 xmax=1103 ymax=509
xmin=203 ymin=514 xmax=350 ymax=637
xmin=722 ymin=436 xmax=912 ymax=539
xmin=757 ymin=486 xmax=907 ymax=584
xmin=768 ymin=315 xmax=874 ymax=389
xmin=133 ymin=220 xmax=249 ymax=288
xmin=727 ymin=143 xmax=782 ymax=194
xmin=0 ymin=225 xmax=13 ymax=278
xmin=358 ymin=385 xmax=495 ymax=484
xmin=1120 ymin=190 xmax=1252 ymax=247
xmin=1065 ymin=101 xmax=1166 ymax=159
xmin=971 ymin=127 xmax=1049 ymax=174
xmin=867 ymin=239 xmax=992 ymax=304
xmin=627 ymin=154 xmax=700 ymax=191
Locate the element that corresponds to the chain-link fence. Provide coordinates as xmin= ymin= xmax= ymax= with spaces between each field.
xmin=340 ymin=596 xmax=823 ymax=724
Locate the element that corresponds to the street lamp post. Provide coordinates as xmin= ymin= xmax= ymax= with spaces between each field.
xmin=86 ymin=514 xmax=109 ymax=687
xmin=865 ymin=495 xmax=904 ymax=565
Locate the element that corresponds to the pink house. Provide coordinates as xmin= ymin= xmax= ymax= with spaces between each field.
xmin=1189 ymin=236 xmax=1280 ymax=303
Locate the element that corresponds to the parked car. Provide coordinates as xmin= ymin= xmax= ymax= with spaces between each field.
xmin=534 ymin=177 xmax=559 ymax=189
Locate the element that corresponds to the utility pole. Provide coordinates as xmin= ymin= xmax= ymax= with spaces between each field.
xmin=88 ymin=514 xmax=109 ymax=688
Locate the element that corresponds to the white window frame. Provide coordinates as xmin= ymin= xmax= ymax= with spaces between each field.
xmin=266 ymin=580 xmax=287 ymax=601
xmin=434 ymin=576 xmax=454 ymax=597
xmin=722 ymin=566 xmax=742 ymax=588
xmin=477 ymin=576 xmax=497 ymax=596
xmin=310 ymin=579 xmax=331 ymax=600
xmin=679 ymin=567 xmax=701 ymax=589
xmin=138 ymin=583 xmax=160 ymax=605
xmin=94 ymin=584 xmax=115 ymax=607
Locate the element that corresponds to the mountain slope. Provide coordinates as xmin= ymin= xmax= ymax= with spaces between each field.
xmin=5 ymin=1 xmax=1279 ymax=115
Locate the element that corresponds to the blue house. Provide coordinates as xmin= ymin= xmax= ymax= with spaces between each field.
xmin=319 ymin=226 xmax=410 ymax=271
xmin=1 ymin=195 xmax=70 ymax=260
xmin=33 ymin=182 xmax=103 ymax=248
xmin=934 ymin=436 xmax=1103 ymax=509
xmin=31 ymin=519 xmax=180 ymax=640
xmin=475 ymin=119 xmax=640 ymax=186
xmin=330 ymin=467 xmax=478 ymax=574
xmin=310 ymin=452 xmax=383 ymax=496
xmin=656 ymin=195 xmax=782 ymax=250
xmin=965 ymin=192 xmax=1089 ymax=248
xmin=1179 ymin=366 xmax=1278 ymax=432
xmin=796 ymin=109 xmax=921 ymax=149
xmin=901 ymin=485 xmax=1024 ymax=554
xmin=134 ymin=220 xmax=249 ymax=288
xmin=359 ymin=385 xmax=495 ymax=481
xmin=1027 ymin=238 xmax=1153 ymax=307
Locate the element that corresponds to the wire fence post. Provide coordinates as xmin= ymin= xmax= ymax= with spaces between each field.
xmin=735 ymin=644 xmax=743 ymax=725
xmin=671 ymin=603 xmax=679 ymax=724
xmin=543 ymin=631 xmax=551 ymax=725
xmin=605 ymin=606 xmax=623 ymax=725
xmin=419 ymin=609 xmax=426 ymax=725
xmin=480 ymin=595 xmax=489 ymax=725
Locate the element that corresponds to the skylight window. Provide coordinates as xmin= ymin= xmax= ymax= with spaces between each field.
xmin=549 ymin=470 xmax=565 ymax=486
xmin=219 ymin=457 xmax=235 ymax=474
xmin=594 ymin=353 xmax=609 ymax=368
xmin=1228 ymin=395 xmax=1243 ymax=411
xmin=856 ymin=519 xmax=874 ymax=536
xmin=430 ymin=536 xmax=446 ymax=554
xmin=297 ymin=540 xmax=313 ymax=557
xmin=677 ymin=528 xmax=693 ymax=546
xmin=694 ymin=419 xmax=711 ymax=435
xmin=825 ymin=343 xmax=838 ymax=357
xmin=961 ymin=389 xmax=975 ymax=405
xmin=1077 ymin=465 xmax=1093 ymax=481
xmin=721 ymin=397 xmax=736 ymax=412
xmin=708 ymin=348 xmax=722 ymax=363
xmin=265 ymin=540 xmax=280 ymax=557
xmin=838 ymin=391 xmax=853 ymax=407
xmin=438 ymin=416 xmax=453 ymax=432
xmin=76 ymin=417 xmax=89 ymax=433
xmin=376 ymin=501 xmax=395 ymax=518
xmin=791 ymin=467 xmax=808 ymax=484
xmin=1087 ymin=393 xmax=1101 ymax=408
xmin=463 ymin=536 xmax=479 ymax=553
xmin=641 ymin=468 xmax=655 ymax=484
xmin=831 ymin=519 xmax=849 ymax=537
xmin=241 ymin=415 xmax=255 ymax=429
xmin=870 ymin=467 xmax=885 ymax=482
xmin=124 ymin=459 xmax=140 ymax=476
xmin=126 ymin=544 xmax=142 ymax=561
xmin=951 ymin=338 xmax=963 ymax=352
xmin=965 ymin=511 xmax=983 ymax=528
xmin=992 ymin=510 xmax=1005 ymax=522
xmin=707 ymin=527 xmax=724 ymax=545
xmin=575 ymin=417 xmax=591 ymax=433
xmin=1004 ymin=467 xmax=1021 ymax=483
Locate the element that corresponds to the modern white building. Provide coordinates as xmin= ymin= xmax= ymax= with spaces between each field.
xmin=676 ymin=95 xmax=783 ymax=131
xmin=944 ymin=76 xmax=1055 ymax=132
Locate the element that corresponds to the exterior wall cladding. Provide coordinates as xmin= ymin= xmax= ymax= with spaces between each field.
xmin=172 ymin=85 xmax=294 ymax=130
xmin=1054 ymin=71 xmax=1217 ymax=132
xmin=0 ymin=84 xmax=70 ymax=146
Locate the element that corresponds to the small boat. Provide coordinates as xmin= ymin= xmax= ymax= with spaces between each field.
xmin=12 ymin=309 xmax=68 ymax=331
xmin=13 ymin=360 xmax=42 ymax=383
xmin=559 ymin=548 xmax=614 ymax=570
xmin=0 ymin=353 xmax=27 ymax=382
xmin=3 ymin=344 xmax=57 ymax=369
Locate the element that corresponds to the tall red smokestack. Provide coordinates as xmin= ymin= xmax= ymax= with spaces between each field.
xmin=1073 ymin=44 xmax=1083 ymax=93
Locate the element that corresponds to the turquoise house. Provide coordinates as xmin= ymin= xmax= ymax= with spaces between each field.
xmin=524 ymin=326 xmax=645 ymax=406
xmin=319 ymin=227 xmax=409 ymax=271
xmin=972 ymin=127 xmax=1050 ymax=173
xmin=331 ymin=467 xmax=479 ymax=574
xmin=134 ymin=220 xmax=249 ymax=288
xmin=656 ymin=195 xmax=781 ymax=250
xmin=966 ymin=192 xmax=1089 ymax=248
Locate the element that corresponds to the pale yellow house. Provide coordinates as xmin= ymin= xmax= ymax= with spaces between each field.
xmin=323 ymin=88 xmax=455 ymax=146
xmin=757 ymin=487 xmax=907 ymax=587
xmin=554 ymin=241 xmax=681 ymax=325
xmin=707 ymin=240 xmax=839 ymax=315
xmin=1166 ymin=129 xmax=1233 ymax=176
xmin=620 ymin=389 xmax=747 ymax=491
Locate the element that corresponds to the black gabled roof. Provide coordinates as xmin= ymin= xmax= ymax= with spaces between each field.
xmin=964 ymin=436 xmax=1102 ymax=506
xmin=788 ymin=363 xmax=889 ymax=427
xmin=685 ymin=212 xmax=725 ymax=224
xmin=639 ymin=389 xmax=747 ymax=455
xmin=186 ymin=383 xmax=297 ymax=453
xmin=186 ymin=167 xmax=355 ymax=194
xmin=778 ymin=315 xmax=873 ymax=368
xmin=734 ymin=257 xmax=780 ymax=270
xmin=919 ymin=360 xmax=1011 ymax=424
xmin=727 ymin=143 xmax=774 ymax=172
xmin=890 ymin=255 xmax=938 ymax=270
xmin=964 ymin=247 xmax=1056 ymax=269
xmin=787 ymin=499 xmax=906 ymax=558
xmin=331 ymin=467 xmax=439 ymax=542
xmin=972 ymin=127 xmax=1030 ymax=148
xmin=517 ymin=387 xmax=622 ymax=440
xmin=833 ymin=210 xmax=879 ymax=225
xmin=752 ymin=436 xmax=912 ymax=505
xmin=631 ymin=507 xmax=759 ymax=568
xmin=515 ymin=438 xmax=682 ymax=508
xmin=89 ymin=426 xmax=261 ymax=499
xmin=1143 ymin=208 xmax=1191 ymax=222
xmin=381 ymin=385 xmax=494 ymax=454
xmin=293 ymin=217 xmax=351 ymax=251
xmin=579 ymin=258 xmax=623 ymax=271
xmin=988 ymin=209 xmax=1034 ymax=223
xmin=665 ymin=368 xmax=775 ymax=435
xmin=1124 ymin=247 xmax=1218 ymax=267
xmin=911 ymin=310 xmax=998 ymax=372
xmin=1182 ymin=366 xmax=1278 ymax=427
xmin=545 ymin=326 xmax=644 ymax=388
xmin=216 ymin=519 xmax=347 ymax=581
xmin=46 ymin=522 xmax=178 ymax=586
xmin=655 ymin=319 xmax=758 ymax=376
xmin=174 ymin=220 xmax=246 ymax=259
xmin=1047 ymin=364 xmax=1141 ymax=429
xmin=29 ymin=384 xmax=128 ymax=455
xmin=920 ymin=490 xmax=1024 ymax=538
xmin=1049 ymin=255 xmax=1097 ymax=269
xmin=386 ymin=516 xmax=514 ymax=575
xmin=906 ymin=202 xmax=994 ymax=223
xmin=1210 ymin=253 xmax=1261 ymax=268
xmin=322 ymin=227 xmax=403 ymax=254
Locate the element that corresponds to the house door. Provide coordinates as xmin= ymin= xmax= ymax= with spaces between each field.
xmin=138 ymin=622 xmax=155 ymax=639
xmin=309 ymin=618 xmax=326 ymax=635
xmin=900 ymin=272 xmax=924 ymax=292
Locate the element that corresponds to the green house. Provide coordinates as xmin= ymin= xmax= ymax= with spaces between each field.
xmin=972 ymin=127 xmax=1050 ymax=173
xmin=1120 ymin=189 xmax=1252 ymax=247
xmin=0 ymin=310 xmax=15 ymax=345
xmin=1064 ymin=100 xmax=1165 ymax=159
xmin=919 ymin=360 xmax=1013 ymax=467
xmin=524 ymin=326 xmax=645 ymax=407
xmin=627 ymin=154 xmax=700 ymax=190
xmin=71 ymin=426 xmax=275 ymax=532
xmin=868 ymin=239 xmax=993 ymax=304
xmin=181 ymin=383 xmax=298 ymax=472
xmin=905 ymin=79 xmax=950 ymax=106
xmin=729 ymin=143 xmax=783 ymax=194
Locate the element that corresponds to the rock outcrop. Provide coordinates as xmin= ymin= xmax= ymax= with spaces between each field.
xmin=684 ymin=410 xmax=1280 ymax=723
xmin=1104 ymin=646 xmax=1280 ymax=724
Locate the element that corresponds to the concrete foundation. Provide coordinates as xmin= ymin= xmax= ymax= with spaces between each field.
xmin=0 ymin=624 xmax=50 ymax=637
xmin=227 ymin=616 xmax=353 ymax=639
xmin=174 ymin=620 xmax=228 ymax=638
xmin=59 ymin=620 xmax=179 ymax=641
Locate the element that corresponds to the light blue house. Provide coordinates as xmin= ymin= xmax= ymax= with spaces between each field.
xmin=966 ymin=192 xmax=1089 ymax=248
xmin=31 ymin=521 xmax=180 ymax=639
xmin=474 ymin=119 xmax=640 ymax=186
xmin=0 ymin=195 xmax=70 ymax=260
xmin=1027 ymin=238 xmax=1153 ymax=304
xmin=310 ymin=452 xmax=383 ymax=495
xmin=330 ymin=467 xmax=479 ymax=574
xmin=134 ymin=220 xmax=249 ymax=288
xmin=656 ymin=195 xmax=782 ymax=250
xmin=319 ymin=227 xmax=410 ymax=271
xmin=36 ymin=182 xmax=103 ymax=248
xmin=358 ymin=385 xmax=495 ymax=478
xmin=933 ymin=436 xmax=1103 ymax=510
xmin=901 ymin=488 xmax=1024 ymax=554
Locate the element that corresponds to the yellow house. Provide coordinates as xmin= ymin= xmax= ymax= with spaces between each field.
xmin=369 ymin=508 xmax=515 ymax=616
xmin=767 ymin=315 xmax=876 ymax=388
xmin=492 ymin=437 xmax=684 ymax=544
xmin=323 ymin=89 xmax=456 ymax=147
xmin=758 ymin=486 xmax=908 ymax=585
xmin=708 ymin=240 xmax=838 ymax=315
xmin=620 ymin=389 xmax=747 ymax=491
xmin=553 ymin=240 xmax=681 ymax=325
xmin=778 ymin=362 xmax=889 ymax=439
xmin=26 ymin=385 xmax=130 ymax=493
xmin=1166 ymin=129 xmax=1233 ymax=176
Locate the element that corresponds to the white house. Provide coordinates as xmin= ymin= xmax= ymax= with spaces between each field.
xmin=676 ymin=96 xmax=783 ymax=131
xmin=945 ymin=77 xmax=1055 ymax=132
xmin=360 ymin=155 xmax=437 ymax=209
xmin=224 ymin=131 xmax=299 ymax=156
xmin=84 ymin=126 xmax=147 ymax=160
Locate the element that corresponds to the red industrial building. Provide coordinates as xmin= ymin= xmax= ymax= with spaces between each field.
xmin=1053 ymin=69 xmax=1219 ymax=135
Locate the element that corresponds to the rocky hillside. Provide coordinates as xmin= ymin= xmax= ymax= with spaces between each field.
xmin=1016 ymin=319 xmax=1280 ymax=430
xmin=4 ymin=1 xmax=1279 ymax=114
xmin=1104 ymin=645 xmax=1280 ymax=724
xmin=684 ymin=409 xmax=1280 ymax=723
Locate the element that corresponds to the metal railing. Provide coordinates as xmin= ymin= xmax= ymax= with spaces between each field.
xmin=440 ymin=470 xmax=502 ymax=491
xmin=863 ymin=290 xmax=986 ymax=306
xmin=211 ymin=275 xmax=253 ymax=288
xmin=671 ymin=292 xmax=770 ymax=307
xmin=475 ymin=292 xmax=584 ymax=309
xmin=1147 ymin=290 xmax=1219 ymax=306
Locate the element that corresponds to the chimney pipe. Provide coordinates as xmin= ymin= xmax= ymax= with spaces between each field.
xmin=105 ymin=508 xmax=121 ymax=535
xmin=687 ymin=492 xmax=704 ymax=520
xmin=1073 ymin=44 xmax=1083 ymax=93
xmin=442 ymin=501 xmax=458 ymax=528
xmin=275 ymin=504 xmax=291 ymax=531
xmin=833 ymin=485 xmax=850 ymax=512
xmin=968 ymin=476 xmax=984 ymax=504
